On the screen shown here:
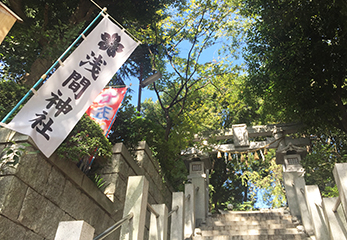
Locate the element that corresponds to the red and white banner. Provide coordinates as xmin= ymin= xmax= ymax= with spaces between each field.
xmin=86 ymin=87 xmax=127 ymax=135
xmin=5 ymin=16 xmax=138 ymax=157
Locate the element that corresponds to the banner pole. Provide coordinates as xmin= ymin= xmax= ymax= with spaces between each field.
xmin=1 ymin=8 xmax=107 ymax=124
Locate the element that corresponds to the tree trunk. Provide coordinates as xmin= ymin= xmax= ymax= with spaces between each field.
xmin=23 ymin=57 xmax=52 ymax=87
xmin=68 ymin=0 xmax=95 ymax=24
xmin=165 ymin=110 xmax=172 ymax=141
xmin=8 ymin=0 xmax=26 ymax=20
xmin=21 ymin=0 xmax=96 ymax=87
xmin=242 ymin=186 xmax=248 ymax=203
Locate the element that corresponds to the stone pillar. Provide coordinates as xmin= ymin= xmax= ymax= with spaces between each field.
xmin=333 ymin=163 xmax=347 ymax=217
xmin=205 ymin=169 xmax=210 ymax=217
xmin=184 ymin=183 xmax=195 ymax=239
xmin=293 ymin=174 xmax=314 ymax=236
xmin=281 ymin=154 xmax=305 ymax=219
xmin=120 ymin=176 xmax=149 ymax=240
xmin=54 ymin=221 xmax=94 ymax=240
xmin=101 ymin=142 xmax=142 ymax=204
xmin=281 ymin=153 xmax=315 ymax=236
xmin=232 ymin=124 xmax=249 ymax=147
xmin=322 ymin=197 xmax=347 ymax=240
xmin=283 ymin=172 xmax=301 ymax=219
xmin=305 ymin=185 xmax=329 ymax=240
xmin=170 ymin=192 xmax=184 ymax=240
xmin=149 ymin=204 xmax=168 ymax=240
xmin=188 ymin=161 xmax=207 ymax=226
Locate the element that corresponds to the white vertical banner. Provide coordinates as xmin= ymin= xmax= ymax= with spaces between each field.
xmin=6 ymin=16 xmax=139 ymax=158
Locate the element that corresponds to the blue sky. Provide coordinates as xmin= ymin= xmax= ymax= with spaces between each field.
xmin=127 ymin=42 xmax=223 ymax=107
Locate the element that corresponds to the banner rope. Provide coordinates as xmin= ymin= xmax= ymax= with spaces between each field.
xmin=204 ymin=136 xmax=285 ymax=155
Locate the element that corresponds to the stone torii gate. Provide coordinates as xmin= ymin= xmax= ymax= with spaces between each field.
xmin=181 ymin=122 xmax=311 ymax=227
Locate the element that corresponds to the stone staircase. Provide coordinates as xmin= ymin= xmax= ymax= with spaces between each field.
xmin=193 ymin=209 xmax=312 ymax=240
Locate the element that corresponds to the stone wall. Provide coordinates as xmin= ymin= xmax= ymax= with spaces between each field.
xmin=100 ymin=141 xmax=174 ymax=239
xmin=0 ymin=128 xmax=173 ymax=240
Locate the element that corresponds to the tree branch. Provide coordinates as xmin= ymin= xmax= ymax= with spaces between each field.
xmin=153 ymin=82 xmax=167 ymax=111
xmin=332 ymin=92 xmax=347 ymax=132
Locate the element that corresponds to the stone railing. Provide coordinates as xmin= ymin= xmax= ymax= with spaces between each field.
xmin=0 ymin=128 xmax=174 ymax=240
xmin=283 ymin=159 xmax=347 ymax=240
xmin=53 ymin=154 xmax=207 ymax=240
xmin=53 ymin=158 xmax=206 ymax=240
xmin=55 ymin=175 xmax=199 ymax=240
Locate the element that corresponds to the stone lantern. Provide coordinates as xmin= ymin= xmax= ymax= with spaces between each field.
xmin=182 ymin=146 xmax=212 ymax=227
xmin=276 ymin=142 xmax=314 ymax=234
xmin=187 ymin=159 xmax=210 ymax=226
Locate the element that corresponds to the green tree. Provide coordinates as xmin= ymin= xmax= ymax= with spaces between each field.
xmin=242 ymin=0 xmax=347 ymax=134
xmin=189 ymin=72 xmax=285 ymax=210
xmin=0 ymin=0 xmax=183 ymax=176
xmin=144 ymin=0 xmax=249 ymax=140
xmin=240 ymin=0 xmax=347 ymax=200
xmin=209 ymin=147 xmax=286 ymax=211
xmin=107 ymin=95 xmax=189 ymax=190
xmin=0 ymin=80 xmax=29 ymax=120
xmin=107 ymin=0 xmax=252 ymax=190
xmin=301 ymin=129 xmax=347 ymax=197
xmin=241 ymin=149 xmax=286 ymax=208
xmin=0 ymin=0 xmax=178 ymax=86
xmin=210 ymin=153 xmax=248 ymax=211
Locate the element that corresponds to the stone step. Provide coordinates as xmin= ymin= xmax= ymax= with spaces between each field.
xmin=215 ymin=210 xmax=289 ymax=216
xmin=209 ymin=214 xmax=292 ymax=221
xmin=192 ymin=209 xmax=312 ymax=240
xmin=208 ymin=216 xmax=292 ymax=221
xmin=206 ymin=219 xmax=293 ymax=226
xmin=199 ymin=228 xmax=305 ymax=237
xmin=200 ymin=223 xmax=297 ymax=231
xmin=211 ymin=214 xmax=293 ymax=221
xmin=193 ymin=234 xmax=310 ymax=240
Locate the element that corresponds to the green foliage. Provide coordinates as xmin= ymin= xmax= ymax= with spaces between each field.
xmin=301 ymin=130 xmax=347 ymax=197
xmin=241 ymin=149 xmax=286 ymax=208
xmin=242 ymin=0 xmax=347 ymax=133
xmin=199 ymin=71 xmax=284 ymax=211
xmin=90 ymin=173 xmax=109 ymax=191
xmin=209 ymin=147 xmax=286 ymax=212
xmin=0 ymin=81 xmax=30 ymax=121
xmin=57 ymin=114 xmax=112 ymax=163
xmin=209 ymin=153 xmax=247 ymax=212
xmin=234 ymin=201 xmax=255 ymax=211
xmin=0 ymin=142 xmax=37 ymax=172
xmin=237 ymin=0 xmax=347 ymax=208
xmin=1 ymin=0 xmax=84 ymax=82
xmin=322 ymin=186 xmax=339 ymax=198
xmin=109 ymin=96 xmax=188 ymax=191
xmin=138 ymin=0 xmax=251 ymax=142
xmin=109 ymin=95 xmax=153 ymax=151
xmin=0 ymin=0 xmax=179 ymax=85
xmin=125 ymin=0 xmax=258 ymax=193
